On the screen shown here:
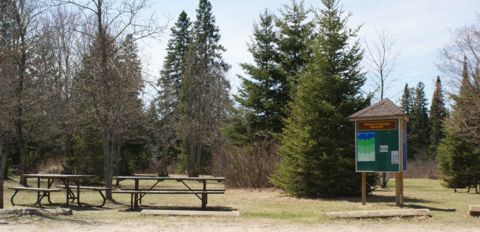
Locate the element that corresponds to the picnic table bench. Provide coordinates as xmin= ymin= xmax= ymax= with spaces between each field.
xmin=113 ymin=175 xmax=225 ymax=211
xmin=9 ymin=186 xmax=61 ymax=207
xmin=57 ymin=185 xmax=110 ymax=207
xmin=10 ymin=174 xmax=99 ymax=208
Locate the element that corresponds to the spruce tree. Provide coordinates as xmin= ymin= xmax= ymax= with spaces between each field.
xmin=429 ymin=76 xmax=447 ymax=157
xmin=276 ymin=0 xmax=314 ymax=96
xmin=400 ymin=84 xmax=413 ymax=115
xmin=116 ymin=34 xmax=145 ymax=141
xmin=400 ymin=84 xmax=415 ymax=158
xmin=178 ymin=0 xmax=230 ymax=176
xmin=271 ymin=0 xmax=375 ymax=197
xmin=410 ymin=82 xmax=430 ymax=159
xmin=156 ymin=11 xmax=191 ymax=172
xmin=437 ymin=59 xmax=480 ymax=189
xmin=236 ymin=10 xmax=285 ymax=135
xmin=158 ymin=11 xmax=191 ymax=119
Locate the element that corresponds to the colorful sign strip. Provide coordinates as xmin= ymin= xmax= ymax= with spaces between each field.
xmin=357 ymin=120 xmax=397 ymax=131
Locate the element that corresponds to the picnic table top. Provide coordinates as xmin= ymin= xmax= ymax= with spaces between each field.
xmin=113 ymin=175 xmax=225 ymax=181
xmin=23 ymin=174 xmax=96 ymax=179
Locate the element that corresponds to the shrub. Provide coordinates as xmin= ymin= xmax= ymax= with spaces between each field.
xmin=211 ymin=140 xmax=279 ymax=188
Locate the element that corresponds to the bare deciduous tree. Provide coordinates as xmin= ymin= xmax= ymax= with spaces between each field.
xmin=440 ymin=19 xmax=480 ymax=144
xmin=0 ymin=6 xmax=16 ymax=206
xmin=29 ymin=7 xmax=84 ymax=173
xmin=59 ymin=0 xmax=164 ymax=199
xmin=364 ymin=28 xmax=399 ymax=188
xmin=0 ymin=0 xmax=48 ymax=185
xmin=364 ymin=28 xmax=399 ymax=101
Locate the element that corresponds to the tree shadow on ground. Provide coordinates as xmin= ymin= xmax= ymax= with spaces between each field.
xmin=0 ymin=207 xmax=96 ymax=225
xmin=118 ymin=205 xmax=237 ymax=212
xmin=16 ymin=202 xmax=110 ymax=211
xmin=400 ymin=203 xmax=456 ymax=212
xmin=331 ymin=194 xmax=434 ymax=204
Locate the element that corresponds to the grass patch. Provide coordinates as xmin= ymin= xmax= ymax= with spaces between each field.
xmin=1 ymin=177 xmax=480 ymax=225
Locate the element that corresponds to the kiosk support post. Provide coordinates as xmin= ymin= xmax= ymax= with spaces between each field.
xmin=361 ymin=172 xmax=366 ymax=205
xmin=396 ymin=117 xmax=404 ymax=207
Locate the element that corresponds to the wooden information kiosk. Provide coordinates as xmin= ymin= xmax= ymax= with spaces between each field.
xmin=349 ymin=98 xmax=408 ymax=206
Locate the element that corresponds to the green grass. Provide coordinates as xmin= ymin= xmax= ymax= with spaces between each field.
xmin=2 ymin=177 xmax=480 ymax=225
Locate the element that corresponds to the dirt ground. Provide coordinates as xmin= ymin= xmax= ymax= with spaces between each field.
xmin=1 ymin=219 xmax=480 ymax=232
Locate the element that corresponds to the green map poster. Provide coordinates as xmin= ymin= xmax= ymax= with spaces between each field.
xmin=355 ymin=119 xmax=402 ymax=172
xmin=357 ymin=132 xmax=375 ymax=161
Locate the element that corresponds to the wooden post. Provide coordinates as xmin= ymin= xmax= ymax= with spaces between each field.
xmin=399 ymin=172 xmax=404 ymax=205
xmin=362 ymin=172 xmax=366 ymax=205
xmin=395 ymin=173 xmax=404 ymax=206
xmin=395 ymin=173 xmax=400 ymax=205
xmin=396 ymin=117 xmax=404 ymax=207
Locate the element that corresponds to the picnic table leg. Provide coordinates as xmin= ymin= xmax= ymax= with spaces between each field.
xmin=62 ymin=179 xmax=76 ymax=204
xmin=139 ymin=180 xmax=161 ymax=204
xmin=96 ymin=190 xmax=107 ymax=208
xmin=201 ymin=194 xmax=207 ymax=209
xmin=38 ymin=191 xmax=47 ymax=208
xmin=202 ymin=180 xmax=207 ymax=209
xmin=65 ymin=179 xmax=70 ymax=207
xmin=75 ymin=179 xmax=82 ymax=207
xmin=10 ymin=190 xmax=19 ymax=206
xmin=134 ymin=179 xmax=139 ymax=210
xmin=47 ymin=178 xmax=54 ymax=204
xmin=36 ymin=177 xmax=41 ymax=204
xmin=130 ymin=193 xmax=134 ymax=210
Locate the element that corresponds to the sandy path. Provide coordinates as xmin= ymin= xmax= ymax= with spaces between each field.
xmin=1 ymin=220 xmax=479 ymax=232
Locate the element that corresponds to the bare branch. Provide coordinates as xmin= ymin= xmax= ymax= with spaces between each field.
xmin=364 ymin=27 xmax=399 ymax=101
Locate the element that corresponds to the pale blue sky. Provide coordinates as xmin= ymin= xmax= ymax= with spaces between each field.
xmin=139 ymin=0 xmax=479 ymax=105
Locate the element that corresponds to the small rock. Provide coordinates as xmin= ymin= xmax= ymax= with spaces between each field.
xmin=0 ymin=220 xmax=8 ymax=225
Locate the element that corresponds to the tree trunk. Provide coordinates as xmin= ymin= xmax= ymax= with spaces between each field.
xmin=381 ymin=172 xmax=388 ymax=188
xmin=16 ymin=20 xmax=28 ymax=186
xmin=102 ymin=126 xmax=113 ymax=200
xmin=187 ymin=140 xmax=200 ymax=177
xmin=63 ymin=133 xmax=74 ymax=174
xmin=96 ymin=0 xmax=114 ymax=200
xmin=0 ymin=133 xmax=5 ymax=208
xmin=113 ymin=135 xmax=121 ymax=176
xmin=157 ymin=147 xmax=168 ymax=177
xmin=15 ymin=115 xmax=27 ymax=185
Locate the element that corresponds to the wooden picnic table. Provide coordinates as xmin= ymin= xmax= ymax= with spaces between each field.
xmin=113 ymin=175 xmax=225 ymax=211
xmin=22 ymin=174 xmax=95 ymax=207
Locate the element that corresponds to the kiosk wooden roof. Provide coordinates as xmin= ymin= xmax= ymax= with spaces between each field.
xmin=348 ymin=98 xmax=407 ymax=121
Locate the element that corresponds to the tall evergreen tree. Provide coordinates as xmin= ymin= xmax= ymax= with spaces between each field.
xmin=400 ymin=83 xmax=415 ymax=158
xmin=400 ymin=84 xmax=413 ymax=115
xmin=271 ymin=0 xmax=375 ymax=197
xmin=158 ymin=11 xmax=191 ymax=118
xmin=178 ymin=0 xmax=230 ymax=176
xmin=410 ymin=82 xmax=430 ymax=159
xmin=437 ymin=58 xmax=480 ymax=189
xmin=115 ymin=34 xmax=146 ymax=175
xmin=236 ymin=10 xmax=285 ymax=135
xmin=276 ymin=0 xmax=314 ymax=96
xmin=155 ymin=11 xmax=191 ymax=174
xmin=429 ymin=76 xmax=447 ymax=156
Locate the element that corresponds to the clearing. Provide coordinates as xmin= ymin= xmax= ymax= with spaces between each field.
xmin=1 ymin=178 xmax=479 ymax=231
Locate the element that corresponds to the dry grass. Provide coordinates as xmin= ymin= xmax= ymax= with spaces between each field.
xmin=1 ymin=177 xmax=480 ymax=226
xmin=404 ymin=159 xmax=439 ymax=179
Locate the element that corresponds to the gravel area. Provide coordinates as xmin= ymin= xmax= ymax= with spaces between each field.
xmin=1 ymin=219 xmax=479 ymax=232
